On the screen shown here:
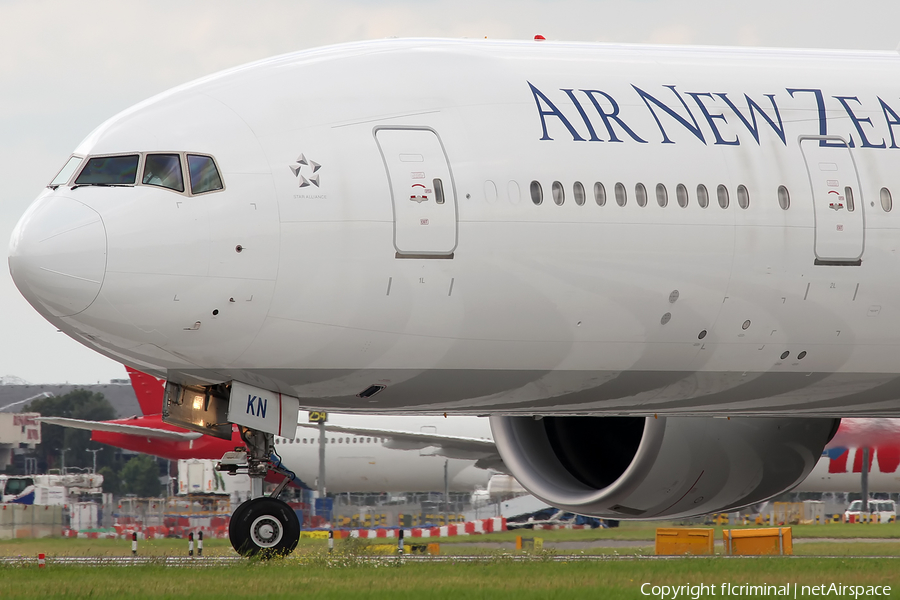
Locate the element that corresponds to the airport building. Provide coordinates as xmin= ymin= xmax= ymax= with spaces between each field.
xmin=0 ymin=413 xmax=41 ymax=471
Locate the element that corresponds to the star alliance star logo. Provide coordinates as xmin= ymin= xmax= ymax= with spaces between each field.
xmin=289 ymin=154 xmax=322 ymax=187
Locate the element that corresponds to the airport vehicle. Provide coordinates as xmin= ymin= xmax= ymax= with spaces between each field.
xmin=0 ymin=473 xmax=102 ymax=505
xmin=843 ymin=499 xmax=896 ymax=523
xmin=14 ymin=37 xmax=900 ymax=554
xmin=43 ymin=369 xmax=496 ymax=492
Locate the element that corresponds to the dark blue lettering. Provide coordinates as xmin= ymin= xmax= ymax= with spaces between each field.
xmin=580 ymin=90 xmax=647 ymax=143
xmin=258 ymin=398 xmax=267 ymax=420
xmin=633 ymin=85 xmax=706 ymax=144
xmin=528 ymin=82 xmax=586 ymax=141
xmin=686 ymin=92 xmax=739 ymax=145
xmin=246 ymin=395 xmax=256 ymax=416
xmin=715 ymin=93 xmax=786 ymax=145
xmin=878 ymin=97 xmax=900 ymax=149
xmin=835 ymin=96 xmax=886 ymax=149
xmin=562 ymin=89 xmax=601 ymax=141
xmin=787 ymin=88 xmax=848 ymax=147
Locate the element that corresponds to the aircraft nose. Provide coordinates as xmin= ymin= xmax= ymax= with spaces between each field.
xmin=8 ymin=195 xmax=107 ymax=317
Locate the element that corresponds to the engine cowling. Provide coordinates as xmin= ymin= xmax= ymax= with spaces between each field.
xmin=489 ymin=415 xmax=839 ymax=519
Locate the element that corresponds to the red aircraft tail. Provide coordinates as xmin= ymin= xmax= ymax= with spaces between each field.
xmin=125 ymin=366 xmax=166 ymax=416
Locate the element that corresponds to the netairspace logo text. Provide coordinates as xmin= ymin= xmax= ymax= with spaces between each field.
xmin=640 ymin=583 xmax=892 ymax=599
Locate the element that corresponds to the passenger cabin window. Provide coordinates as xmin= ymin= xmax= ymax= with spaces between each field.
xmin=615 ymin=183 xmax=627 ymax=206
xmin=594 ymin=182 xmax=606 ymax=206
xmin=530 ymin=181 xmax=543 ymax=205
xmin=552 ymin=181 xmax=565 ymax=205
xmin=881 ymin=187 xmax=893 ymax=212
xmin=697 ymin=184 xmax=709 ymax=208
xmin=635 ymin=183 xmax=647 ymax=207
xmin=573 ymin=181 xmax=586 ymax=206
xmin=778 ymin=185 xmax=790 ymax=210
xmin=49 ymin=156 xmax=84 ymax=187
xmin=737 ymin=185 xmax=750 ymax=209
xmin=676 ymin=184 xmax=688 ymax=208
xmin=75 ymin=155 xmax=139 ymax=186
xmin=142 ymin=154 xmax=184 ymax=192
xmin=656 ymin=184 xmax=667 ymax=208
xmin=717 ymin=185 xmax=729 ymax=209
xmin=187 ymin=154 xmax=223 ymax=194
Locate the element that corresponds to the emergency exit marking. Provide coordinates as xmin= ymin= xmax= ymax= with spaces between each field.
xmin=420 ymin=218 xmax=429 ymax=225
xmin=837 ymin=224 xmax=844 ymax=231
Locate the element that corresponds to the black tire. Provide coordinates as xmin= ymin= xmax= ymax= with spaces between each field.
xmin=229 ymin=497 xmax=300 ymax=558
xmin=228 ymin=500 xmax=253 ymax=548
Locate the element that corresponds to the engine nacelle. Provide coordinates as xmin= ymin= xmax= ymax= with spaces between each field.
xmin=489 ymin=415 xmax=839 ymax=519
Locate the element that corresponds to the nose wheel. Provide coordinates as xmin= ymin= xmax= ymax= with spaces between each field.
xmin=229 ymin=497 xmax=300 ymax=557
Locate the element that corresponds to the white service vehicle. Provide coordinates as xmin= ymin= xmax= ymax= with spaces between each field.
xmin=0 ymin=473 xmax=103 ymax=505
xmin=844 ymin=500 xmax=896 ymax=523
xmin=178 ymin=459 xmax=251 ymax=503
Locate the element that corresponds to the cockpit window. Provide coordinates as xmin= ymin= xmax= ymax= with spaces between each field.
xmin=187 ymin=155 xmax=223 ymax=194
xmin=142 ymin=154 xmax=184 ymax=192
xmin=49 ymin=156 xmax=84 ymax=187
xmin=75 ymin=155 xmax=139 ymax=185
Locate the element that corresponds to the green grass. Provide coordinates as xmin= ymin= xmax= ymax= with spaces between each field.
xmin=786 ymin=522 xmax=900 ymax=539
xmin=0 ymin=558 xmax=898 ymax=599
xmin=2 ymin=534 xmax=900 ymax=599
xmin=794 ymin=542 xmax=900 ymax=556
xmin=3 ymin=520 xmax=899 ymax=558
xmin=441 ymin=521 xmax=900 ymax=543
xmin=0 ymin=537 xmax=240 ymax=557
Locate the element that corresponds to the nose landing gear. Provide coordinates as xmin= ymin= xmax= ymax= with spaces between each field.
xmin=218 ymin=426 xmax=302 ymax=557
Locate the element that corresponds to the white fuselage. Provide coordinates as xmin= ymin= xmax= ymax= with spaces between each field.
xmin=277 ymin=413 xmax=493 ymax=493
xmin=11 ymin=39 xmax=900 ymax=417
xmin=799 ymin=446 xmax=900 ymax=493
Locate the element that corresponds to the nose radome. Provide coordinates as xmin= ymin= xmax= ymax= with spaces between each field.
xmin=8 ymin=195 xmax=107 ymax=318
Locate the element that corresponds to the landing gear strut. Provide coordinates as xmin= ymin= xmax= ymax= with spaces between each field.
xmin=218 ymin=426 xmax=301 ymax=557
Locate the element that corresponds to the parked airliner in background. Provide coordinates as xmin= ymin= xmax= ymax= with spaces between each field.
xmin=798 ymin=419 xmax=900 ymax=493
xmin=41 ymin=369 xmax=495 ymax=492
xmin=13 ymin=37 xmax=900 ymax=554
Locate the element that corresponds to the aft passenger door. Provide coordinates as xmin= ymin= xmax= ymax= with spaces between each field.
xmin=375 ymin=128 xmax=457 ymax=258
xmin=799 ymin=136 xmax=865 ymax=265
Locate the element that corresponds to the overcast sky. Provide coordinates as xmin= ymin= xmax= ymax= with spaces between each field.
xmin=3 ymin=0 xmax=900 ymax=384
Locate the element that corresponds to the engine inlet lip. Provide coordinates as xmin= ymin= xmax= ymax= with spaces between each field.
xmin=488 ymin=415 xmax=667 ymax=510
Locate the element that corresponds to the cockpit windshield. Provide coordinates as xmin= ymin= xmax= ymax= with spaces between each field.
xmin=61 ymin=151 xmax=222 ymax=195
xmin=48 ymin=156 xmax=84 ymax=187
xmin=75 ymin=155 xmax=139 ymax=186
xmin=188 ymin=155 xmax=224 ymax=194
xmin=142 ymin=154 xmax=184 ymax=192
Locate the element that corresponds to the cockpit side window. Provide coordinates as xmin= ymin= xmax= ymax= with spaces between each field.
xmin=49 ymin=156 xmax=84 ymax=187
xmin=75 ymin=155 xmax=139 ymax=185
xmin=142 ymin=154 xmax=184 ymax=192
xmin=187 ymin=155 xmax=223 ymax=194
